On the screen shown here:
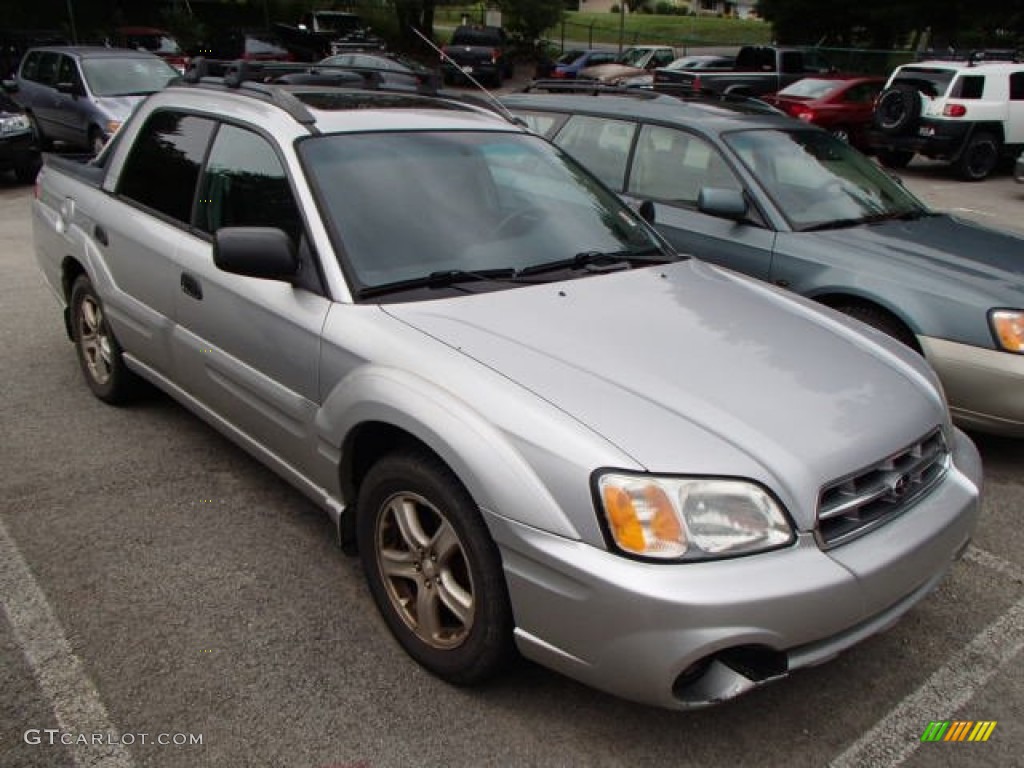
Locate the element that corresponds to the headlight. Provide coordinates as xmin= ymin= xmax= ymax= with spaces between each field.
xmin=596 ymin=473 xmax=794 ymax=561
xmin=0 ymin=114 xmax=31 ymax=136
xmin=990 ymin=309 xmax=1024 ymax=353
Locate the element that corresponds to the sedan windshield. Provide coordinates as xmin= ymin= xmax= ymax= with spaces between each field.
xmin=723 ymin=129 xmax=927 ymax=231
xmin=300 ymin=131 xmax=668 ymax=296
xmin=81 ymin=57 xmax=178 ymax=97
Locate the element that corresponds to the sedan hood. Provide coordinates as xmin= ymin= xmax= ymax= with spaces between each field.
xmin=384 ymin=260 xmax=947 ymax=528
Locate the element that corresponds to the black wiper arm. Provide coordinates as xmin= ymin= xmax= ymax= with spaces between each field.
xmin=800 ymin=218 xmax=865 ymax=232
xmin=517 ymin=246 xmax=676 ymax=277
xmin=357 ymin=268 xmax=520 ymax=299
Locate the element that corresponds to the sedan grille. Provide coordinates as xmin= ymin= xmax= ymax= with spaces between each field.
xmin=817 ymin=429 xmax=949 ymax=549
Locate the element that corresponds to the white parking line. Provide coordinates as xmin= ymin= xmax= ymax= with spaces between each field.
xmin=829 ymin=547 xmax=1024 ymax=768
xmin=0 ymin=517 xmax=135 ymax=768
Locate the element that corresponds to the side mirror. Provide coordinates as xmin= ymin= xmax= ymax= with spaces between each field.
xmin=697 ymin=187 xmax=748 ymax=221
xmin=213 ymin=227 xmax=298 ymax=281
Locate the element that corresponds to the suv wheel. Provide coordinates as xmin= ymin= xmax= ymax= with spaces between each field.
xmin=874 ymin=85 xmax=921 ymax=135
xmin=954 ymin=131 xmax=1000 ymax=181
xmin=876 ymin=149 xmax=914 ymax=169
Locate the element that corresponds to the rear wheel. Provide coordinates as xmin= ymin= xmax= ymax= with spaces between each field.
xmin=954 ymin=131 xmax=1000 ymax=181
xmin=70 ymin=275 xmax=139 ymax=403
xmin=357 ymin=450 xmax=514 ymax=685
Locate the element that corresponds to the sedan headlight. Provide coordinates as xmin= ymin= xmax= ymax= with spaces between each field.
xmin=990 ymin=309 xmax=1024 ymax=353
xmin=0 ymin=114 xmax=31 ymax=136
xmin=596 ymin=473 xmax=794 ymax=561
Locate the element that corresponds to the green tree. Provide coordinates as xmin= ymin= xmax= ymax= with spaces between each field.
xmin=496 ymin=0 xmax=566 ymax=43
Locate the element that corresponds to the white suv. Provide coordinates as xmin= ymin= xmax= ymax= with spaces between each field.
xmin=870 ymin=55 xmax=1024 ymax=180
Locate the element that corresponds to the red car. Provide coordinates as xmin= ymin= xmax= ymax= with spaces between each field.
xmin=762 ymin=76 xmax=885 ymax=150
xmin=115 ymin=27 xmax=190 ymax=73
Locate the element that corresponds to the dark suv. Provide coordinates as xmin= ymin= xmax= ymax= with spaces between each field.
xmin=0 ymin=90 xmax=39 ymax=183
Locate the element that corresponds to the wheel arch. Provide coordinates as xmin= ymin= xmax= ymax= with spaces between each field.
xmin=60 ymin=256 xmax=88 ymax=339
xmin=320 ymin=367 xmax=596 ymax=551
xmin=814 ymin=292 xmax=923 ymax=354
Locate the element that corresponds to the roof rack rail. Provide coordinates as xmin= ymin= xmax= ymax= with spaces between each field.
xmin=914 ymin=48 xmax=1023 ymax=65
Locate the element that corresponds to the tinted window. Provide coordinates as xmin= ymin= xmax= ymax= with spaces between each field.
xmin=628 ymin=124 xmax=741 ymax=204
xmin=55 ymin=55 xmax=77 ymax=86
xmin=20 ymin=51 xmax=41 ymax=81
xmin=952 ymin=75 xmax=984 ymax=100
xmin=553 ymin=115 xmax=636 ymax=191
xmin=118 ymin=112 xmax=216 ymax=223
xmin=843 ymin=82 xmax=882 ymax=103
xmin=196 ymin=124 xmax=302 ymax=243
xmin=1010 ymin=72 xmax=1024 ymax=100
xmin=33 ymin=52 xmax=60 ymax=85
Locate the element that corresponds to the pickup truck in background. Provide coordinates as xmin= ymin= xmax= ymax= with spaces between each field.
xmin=440 ymin=25 xmax=514 ymax=86
xmin=274 ymin=9 xmax=385 ymax=61
xmin=653 ymin=45 xmax=833 ymax=96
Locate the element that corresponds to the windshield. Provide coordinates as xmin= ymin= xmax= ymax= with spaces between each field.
xmin=300 ymin=131 xmax=666 ymax=296
xmin=81 ymin=57 xmax=178 ymax=97
xmin=777 ymin=78 xmax=841 ymax=99
xmin=723 ymin=129 xmax=926 ymax=231
xmin=891 ymin=66 xmax=956 ymax=98
xmin=618 ymin=48 xmax=649 ymax=66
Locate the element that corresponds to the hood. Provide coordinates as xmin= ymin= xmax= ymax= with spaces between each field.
xmin=93 ymin=94 xmax=150 ymax=121
xmin=807 ymin=213 xmax=1024 ymax=301
xmin=384 ymin=261 xmax=947 ymax=528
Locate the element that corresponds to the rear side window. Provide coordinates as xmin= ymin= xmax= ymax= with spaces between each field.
xmin=892 ymin=67 xmax=956 ymax=97
xmin=20 ymin=51 xmax=41 ymax=81
xmin=1010 ymin=72 xmax=1024 ymax=100
xmin=951 ymin=75 xmax=985 ymax=99
xmin=118 ymin=111 xmax=216 ymax=224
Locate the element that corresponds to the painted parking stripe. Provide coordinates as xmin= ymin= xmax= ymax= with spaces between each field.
xmin=0 ymin=517 xmax=135 ymax=768
xmin=829 ymin=547 xmax=1024 ymax=768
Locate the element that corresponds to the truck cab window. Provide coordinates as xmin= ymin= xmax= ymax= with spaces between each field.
xmin=117 ymin=111 xmax=215 ymax=224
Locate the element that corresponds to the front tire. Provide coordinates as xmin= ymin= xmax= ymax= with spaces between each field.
xmin=70 ymin=275 xmax=139 ymax=403
xmin=357 ymin=450 xmax=514 ymax=685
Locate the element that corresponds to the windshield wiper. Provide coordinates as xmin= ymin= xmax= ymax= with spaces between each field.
xmin=517 ymin=246 xmax=677 ymax=277
xmin=800 ymin=209 xmax=931 ymax=232
xmin=357 ymin=268 xmax=522 ymax=299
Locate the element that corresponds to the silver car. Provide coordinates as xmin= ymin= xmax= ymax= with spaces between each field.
xmin=12 ymin=46 xmax=178 ymax=154
xmin=33 ymin=78 xmax=982 ymax=709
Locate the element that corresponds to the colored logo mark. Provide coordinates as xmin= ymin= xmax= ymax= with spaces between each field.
xmin=921 ymin=721 xmax=997 ymax=742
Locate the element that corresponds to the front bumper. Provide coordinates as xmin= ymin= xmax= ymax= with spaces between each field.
xmin=922 ymin=336 xmax=1024 ymax=436
xmin=487 ymin=429 xmax=981 ymax=709
xmin=0 ymin=130 xmax=36 ymax=170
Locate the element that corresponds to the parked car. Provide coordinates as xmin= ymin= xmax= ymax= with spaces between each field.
xmin=761 ymin=75 xmax=885 ymax=150
xmin=196 ymin=30 xmax=294 ymax=62
xmin=11 ymin=46 xmax=178 ymax=153
xmin=503 ymin=90 xmax=1024 ymax=435
xmin=0 ymin=90 xmax=39 ymax=183
xmin=546 ymin=49 xmax=618 ymax=79
xmin=869 ymin=53 xmax=1024 ymax=180
xmin=619 ymin=54 xmax=735 ymax=89
xmin=441 ymin=25 xmax=514 ymax=87
xmin=113 ymin=26 xmax=189 ymax=72
xmin=32 ymin=71 xmax=980 ymax=709
xmin=653 ymin=45 xmax=834 ymax=97
xmin=318 ymin=52 xmax=435 ymax=86
xmin=579 ymin=45 xmax=676 ymax=85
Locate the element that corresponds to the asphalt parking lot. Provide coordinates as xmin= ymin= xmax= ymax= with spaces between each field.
xmin=1 ymin=156 xmax=1023 ymax=768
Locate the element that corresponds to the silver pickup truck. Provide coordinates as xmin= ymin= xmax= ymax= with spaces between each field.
xmin=32 ymin=71 xmax=982 ymax=709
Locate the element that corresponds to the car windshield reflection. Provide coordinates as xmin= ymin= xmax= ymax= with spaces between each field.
xmin=300 ymin=131 xmax=666 ymax=297
xmin=723 ymin=129 xmax=927 ymax=231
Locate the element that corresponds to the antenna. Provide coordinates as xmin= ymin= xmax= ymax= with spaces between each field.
xmin=410 ymin=26 xmax=524 ymax=127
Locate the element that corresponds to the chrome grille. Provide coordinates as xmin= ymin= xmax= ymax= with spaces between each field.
xmin=817 ymin=429 xmax=949 ymax=549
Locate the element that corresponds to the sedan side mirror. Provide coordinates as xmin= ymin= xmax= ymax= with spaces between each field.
xmin=213 ymin=227 xmax=298 ymax=281
xmin=697 ymin=187 xmax=748 ymax=221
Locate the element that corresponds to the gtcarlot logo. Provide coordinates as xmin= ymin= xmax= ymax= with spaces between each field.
xmin=24 ymin=729 xmax=203 ymax=746
xmin=920 ymin=721 xmax=997 ymax=742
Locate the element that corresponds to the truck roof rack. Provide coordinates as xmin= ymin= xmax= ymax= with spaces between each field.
xmin=915 ymin=48 xmax=1023 ymax=65
xmin=175 ymin=58 xmax=509 ymax=126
